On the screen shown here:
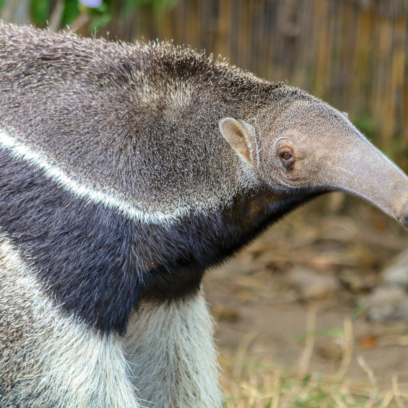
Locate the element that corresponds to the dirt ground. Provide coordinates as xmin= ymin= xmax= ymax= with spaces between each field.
xmin=203 ymin=193 xmax=408 ymax=392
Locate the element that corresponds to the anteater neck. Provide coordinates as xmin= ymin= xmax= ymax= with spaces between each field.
xmin=0 ymin=148 xmax=321 ymax=334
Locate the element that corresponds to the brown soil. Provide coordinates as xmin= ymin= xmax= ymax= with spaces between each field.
xmin=203 ymin=194 xmax=408 ymax=391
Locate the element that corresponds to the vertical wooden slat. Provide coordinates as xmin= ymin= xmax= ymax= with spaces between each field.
xmin=351 ymin=9 xmax=372 ymax=113
xmin=314 ymin=0 xmax=330 ymax=98
xmin=378 ymin=14 xmax=395 ymax=146
xmin=402 ymin=21 xmax=408 ymax=143
xmin=392 ymin=18 xmax=406 ymax=141
xmin=214 ymin=0 xmax=232 ymax=59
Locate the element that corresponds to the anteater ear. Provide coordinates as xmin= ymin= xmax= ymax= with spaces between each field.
xmin=219 ymin=118 xmax=258 ymax=167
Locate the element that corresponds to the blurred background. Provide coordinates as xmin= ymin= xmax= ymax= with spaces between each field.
xmin=2 ymin=1 xmax=408 ymax=406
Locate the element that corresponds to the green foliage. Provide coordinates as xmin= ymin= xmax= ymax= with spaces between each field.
xmin=87 ymin=2 xmax=112 ymax=33
xmin=62 ymin=0 xmax=80 ymax=26
xmin=351 ymin=112 xmax=378 ymax=138
xmin=24 ymin=0 xmax=179 ymax=34
xmin=121 ymin=0 xmax=179 ymax=16
xmin=295 ymin=328 xmax=345 ymax=343
xmin=30 ymin=0 xmax=50 ymax=27
xmin=384 ymin=138 xmax=408 ymax=173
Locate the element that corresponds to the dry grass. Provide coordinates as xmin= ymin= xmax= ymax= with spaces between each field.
xmin=220 ymin=349 xmax=408 ymax=408
xmin=219 ymin=308 xmax=408 ymax=408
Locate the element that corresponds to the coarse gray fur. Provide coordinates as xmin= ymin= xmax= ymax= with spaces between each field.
xmin=1 ymin=22 xmax=408 ymax=408
xmin=0 ymin=22 xmax=288 ymax=221
xmin=124 ymin=294 xmax=221 ymax=408
xmin=0 ymin=235 xmax=137 ymax=408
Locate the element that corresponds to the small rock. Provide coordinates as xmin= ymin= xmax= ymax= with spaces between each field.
xmin=365 ymin=286 xmax=408 ymax=321
xmin=212 ymin=304 xmax=240 ymax=323
xmin=316 ymin=345 xmax=343 ymax=361
xmin=339 ymin=269 xmax=377 ymax=292
xmin=286 ymin=267 xmax=340 ymax=299
xmin=382 ymin=249 xmax=408 ymax=288
xmin=236 ymin=289 xmax=254 ymax=303
xmin=358 ymin=335 xmax=378 ymax=349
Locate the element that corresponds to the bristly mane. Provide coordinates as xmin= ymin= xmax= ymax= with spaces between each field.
xmin=0 ymin=23 xmax=294 ymax=219
xmin=0 ymin=23 xmax=318 ymax=334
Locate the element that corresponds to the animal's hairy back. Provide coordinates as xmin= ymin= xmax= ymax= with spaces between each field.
xmin=0 ymin=23 xmax=282 ymax=214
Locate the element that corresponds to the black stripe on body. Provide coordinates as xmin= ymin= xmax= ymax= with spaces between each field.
xmin=0 ymin=150 xmax=324 ymax=334
xmin=0 ymin=150 xmax=142 ymax=334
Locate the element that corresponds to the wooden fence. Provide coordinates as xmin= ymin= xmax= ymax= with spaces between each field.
xmin=102 ymin=0 xmax=408 ymax=161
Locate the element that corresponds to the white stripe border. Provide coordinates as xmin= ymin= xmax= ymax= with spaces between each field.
xmin=0 ymin=129 xmax=188 ymax=224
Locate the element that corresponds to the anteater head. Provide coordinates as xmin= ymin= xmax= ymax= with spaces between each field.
xmin=220 ymin=97 xmax=408 ymax=229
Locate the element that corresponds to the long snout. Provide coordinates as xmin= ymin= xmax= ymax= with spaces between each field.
xmin=327 ymin=133 xmax=408 ymax=229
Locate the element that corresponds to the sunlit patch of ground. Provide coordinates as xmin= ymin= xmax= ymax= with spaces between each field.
xmin=204 ymin=193 xmax=408 ymax=407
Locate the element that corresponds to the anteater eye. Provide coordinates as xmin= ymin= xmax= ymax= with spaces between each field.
xmin=280 ymin=152 xmax=292 ymax=161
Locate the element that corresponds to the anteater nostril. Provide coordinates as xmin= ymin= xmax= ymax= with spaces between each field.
xmin=399 ymin=203 xmax=408 ymax=229
xmin=397 ymin=202 xmax=408 ymax=229
xmin=403 ymin=213 xmax=408 ymax=229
